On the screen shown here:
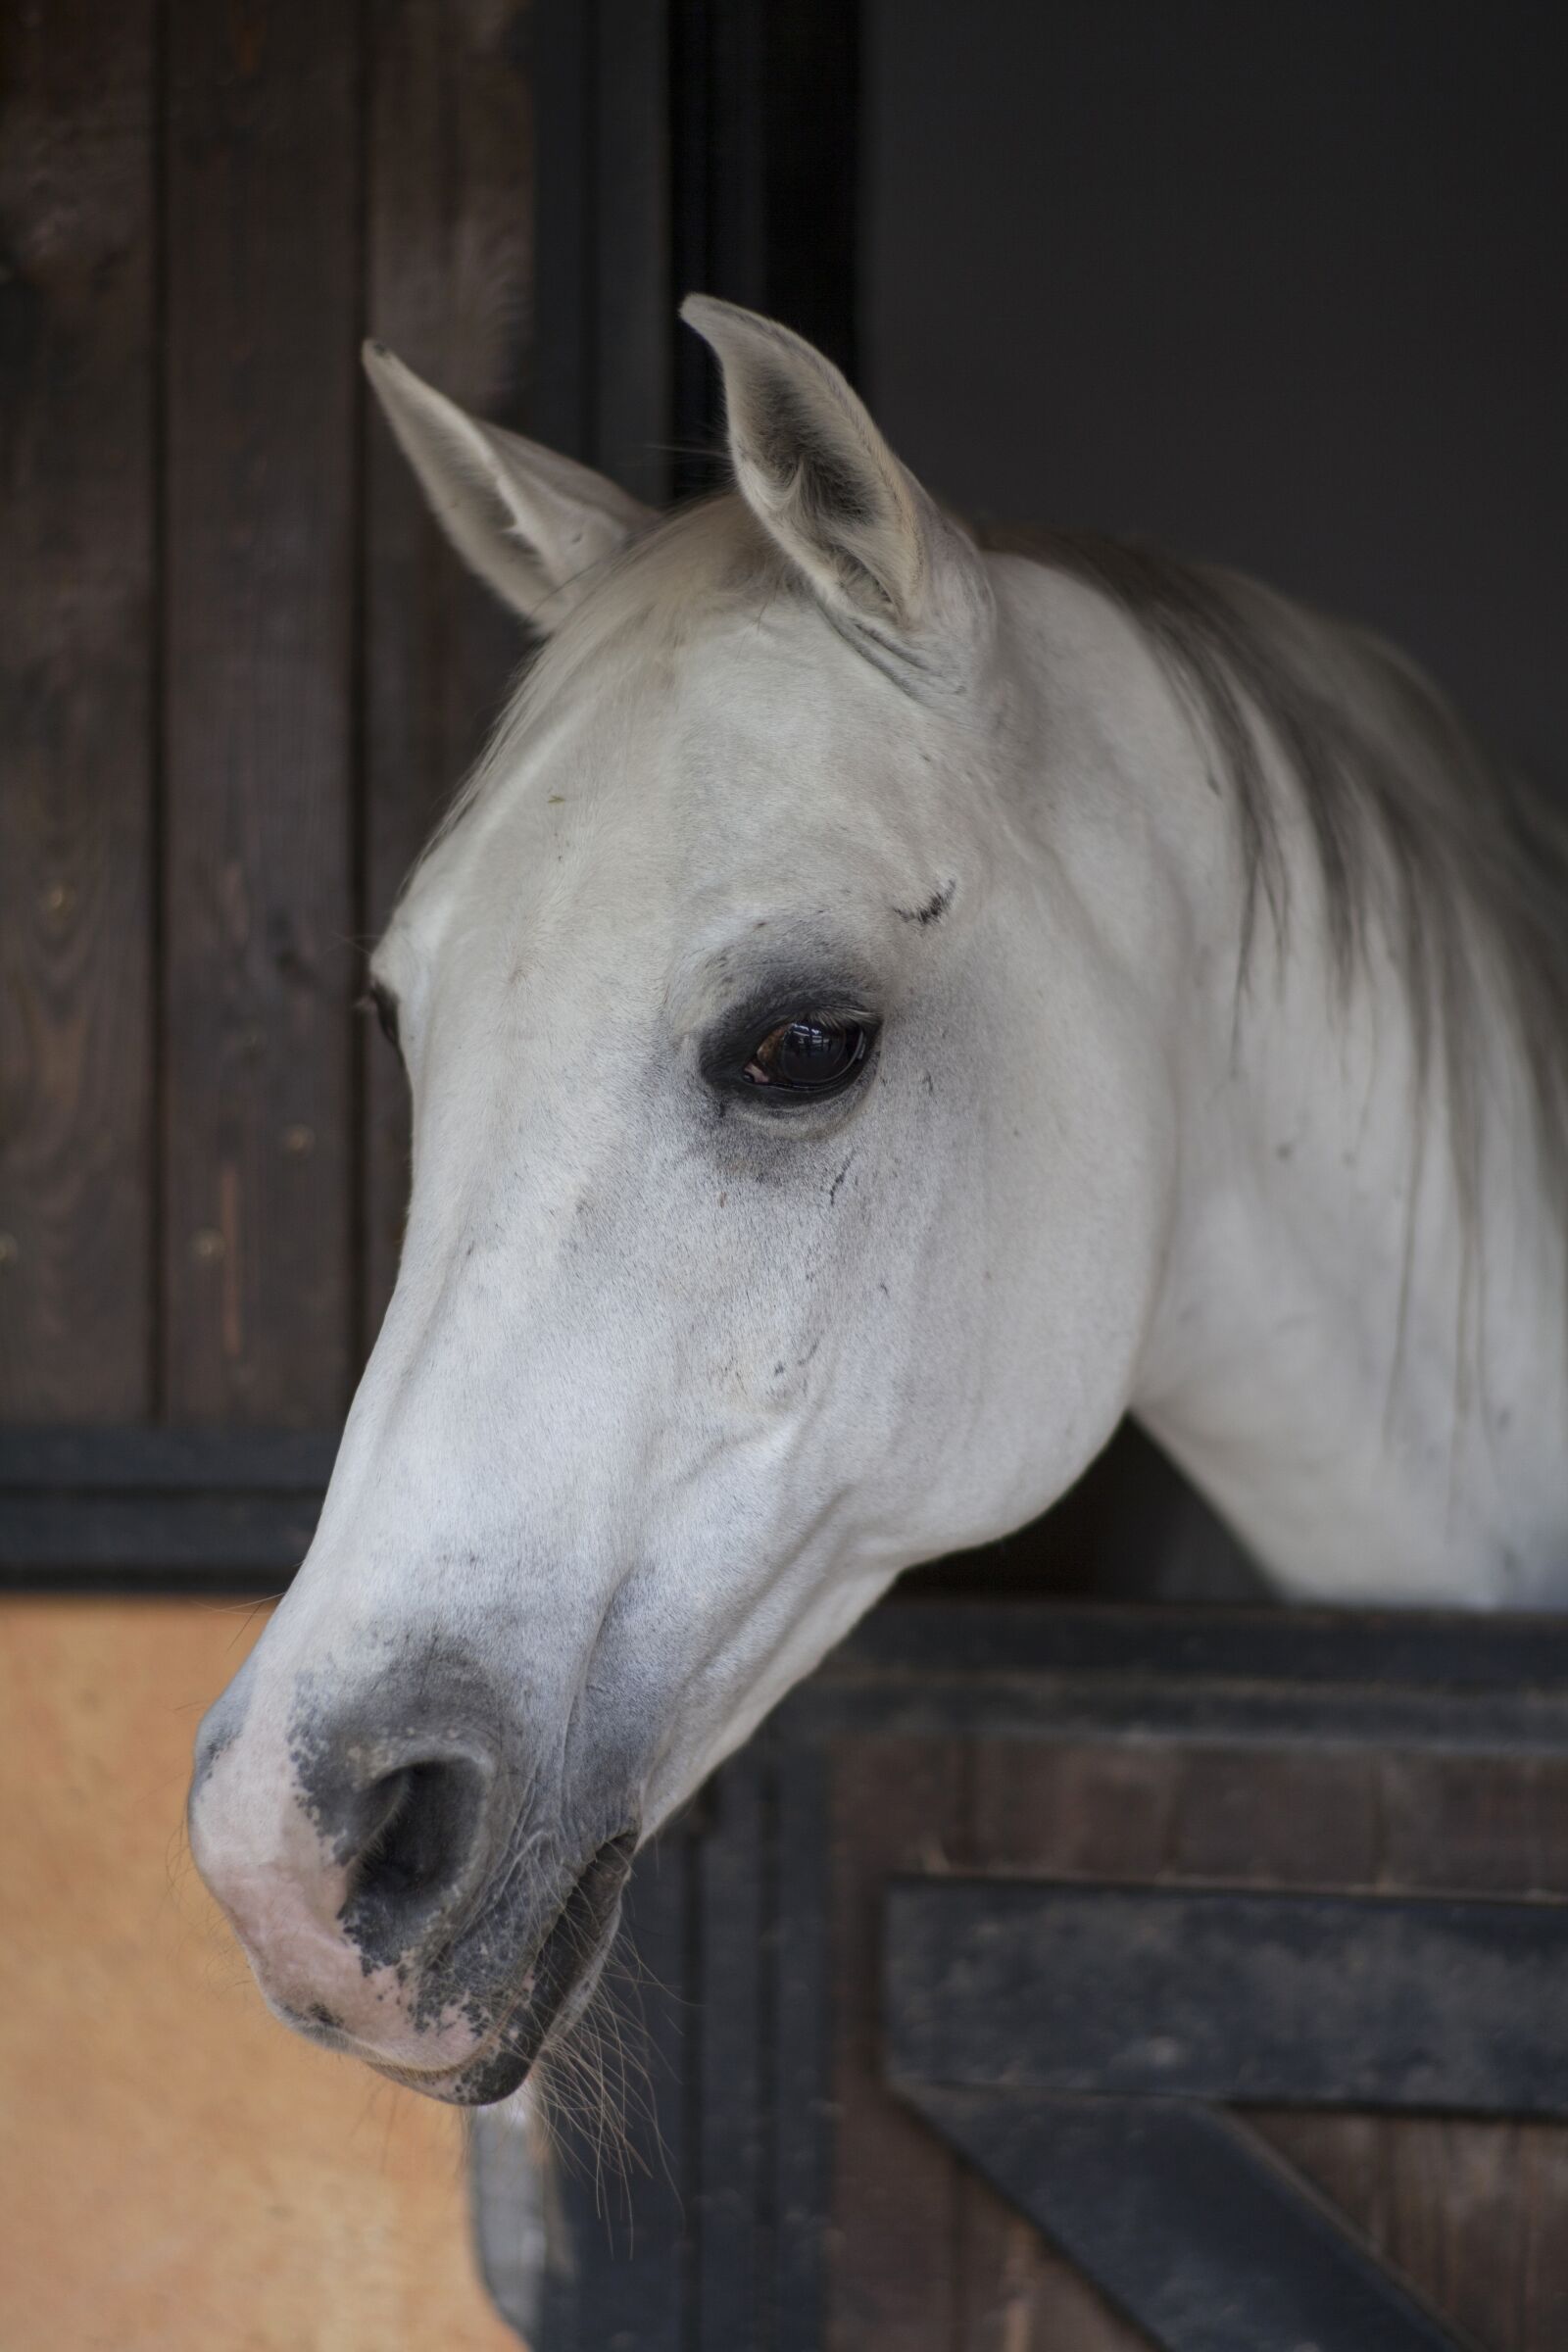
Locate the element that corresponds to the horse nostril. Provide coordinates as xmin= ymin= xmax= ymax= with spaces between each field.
xmin=342 ymin=1754 xmax=493 ymax=1956
xmin=355 ymin=1764 xmax=438 ymax=1897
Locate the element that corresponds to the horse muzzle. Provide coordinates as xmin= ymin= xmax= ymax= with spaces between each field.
xmin=187 ymin=1663 xmax=638 ymax=2102
xmin=358 ymin=1829 xmax=635 ymax=2104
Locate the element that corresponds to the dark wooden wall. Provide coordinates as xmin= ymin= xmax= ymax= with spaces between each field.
xmin=1 ymin=0 xmax=532 ymax=1431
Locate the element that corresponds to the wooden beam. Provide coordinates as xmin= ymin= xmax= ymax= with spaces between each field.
xmin=904 ymin=2087 xmax=1459 ymax=2352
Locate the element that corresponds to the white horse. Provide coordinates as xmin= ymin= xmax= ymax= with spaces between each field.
xmin=190 ymin=298 xmax=1568 ymax=2106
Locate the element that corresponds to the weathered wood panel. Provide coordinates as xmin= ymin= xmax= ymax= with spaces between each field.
xmin=827 ymin=1738 xmax=966 ymax=2352
xmin=694 ymin=1749 xmax=770 ymax=2350
xmin=162 ymin=0 xmax=359 ymax=1422
xmin=826 ymin=1732 xmax=1568 ymax=2350
xmin=959 ymin=1744 xmax=1176 ymax=2352
xmin=1171 ymin=1746 xmax=1394 ymax=2349
xmin=890 ymin=1885 xmax=1568 ymax=2112
xmin=0 ymin=0 xmax=156 ymax=1419
xmin=361 ymin=0 xmax=535 ymax=1342
xmin=1253 ymin=1749 xmax=1568 ymax=2352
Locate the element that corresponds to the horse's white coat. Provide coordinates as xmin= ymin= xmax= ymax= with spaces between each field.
xmin=191 ymin=298 xmax=1568 ymax=2089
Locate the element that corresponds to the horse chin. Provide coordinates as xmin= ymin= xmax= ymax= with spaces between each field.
xmin=370 ymin=1834 xmax=634 ymax=2108
xmin=371 ymin=2039 xmax=537 ymax=2108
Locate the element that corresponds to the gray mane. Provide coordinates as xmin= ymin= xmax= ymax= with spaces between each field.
xmin=985 ymin=524 xmax=1568 ymax=1223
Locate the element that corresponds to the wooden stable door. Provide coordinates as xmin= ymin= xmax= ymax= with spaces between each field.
xmin=519 ymin=1608 xmax=1568 ymax=2351
xmin=0 ymin=0 xmax=532 ymax=1431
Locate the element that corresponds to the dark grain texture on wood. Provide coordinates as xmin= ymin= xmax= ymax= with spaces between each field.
xmin=1248 ymin=1748 xmax=1568 ymax=2352
xmin=952 ymin=1746 xmax=1419 ymax=2347
xmin=1169 ymin=1742 xmax=1382 ymax=1885
xmin=538 ymin=1825 xmax=695 ymax=2352
xmin=1379 ymin=1753 xmax=1568 ymax=1897
xmin=1171 ymin=1743 xmax=1396 ymax=2337
xmin=826 ymin=1739 xmax=966 ymax=2352
xmin=518 ymin=1809 xmax=700 ymax=2352
xmin=945 ymin=1736 xmax=1568 ymax=2351
xmin=361 ymin=0 xmax=534 ymax=1347
xmin=694 ymin=1744 xmax=770 ymax=2352
xmin=918 ymin=2087 xmax=1460 ymax=2352
xmin=961 ymin=1744 xmax=1163 ymax=2350
xmin=1519 ymin=2127 xmax=1568 ymax=2352
xmin=774 ymin=1740 xmax=833 ymax=2347
xmin=971 ymin=1740 xmax=1177 ymax=1883
xmin=0 ymin=0 xmax=156 ymax=1419
xmin=888 ymin=1883 xmax=1568 ymax=2113
xmin=162 ymin=0 xmax=359 ymax=1423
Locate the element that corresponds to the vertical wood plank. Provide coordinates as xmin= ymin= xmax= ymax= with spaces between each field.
xmin=695 ymin=1747 xmax=769 ymax=2352
xmin=1373 ymin=1752 xmax=1568 ymax=2351
xmin=1379 ymin=1755 xmax=1568 ymax=1898
xmin=537 ymin=1822 xmax=694 ymax=2352
xmin=0 ymin=0 xmax=156 ymax=1419
xmin=1166 ymin=1747 xmax=1397 ymax=2325
xmin=1520 ymin=2124 xmax=1568 ymax=2352
xmin=1379 ymin=2120 xmax=1525 ymax=2351
xmin=1246 ymin=1748 xmax=1568 ymax=2351
xmin=971 ymin=1742 xmax=1178 ymax=1885
xmin=361 ymin=0 xmax=534 ymax=1346
xmin=776 ymin=1737 xmax=834 ymax=2348
xmin=162 ymin=0 xmax=359 ymax=1423
xmin=1248 ymin=2113 xmax=1393 ymax=2270
xmin=1168 ymin=1747 xmax=1381 ymax=1887
xmin=827 ymin=1737 xmax=965 ymax=2352
xmin=958 ymin=1744 xmax=1174 ymax=2352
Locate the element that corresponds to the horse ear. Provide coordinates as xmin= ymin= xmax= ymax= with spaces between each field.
xmin=363 ymin=343 xmax=654 ymax=627
xmin=680 ymin=295 xmax=990 ymax=676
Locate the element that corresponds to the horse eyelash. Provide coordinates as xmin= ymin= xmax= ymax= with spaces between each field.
xmin=357 ymin=986 xmax=403 ymax=1055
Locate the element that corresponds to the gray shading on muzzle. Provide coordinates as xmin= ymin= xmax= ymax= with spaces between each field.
xmin=285 ymin=1642 xmax=640 ymax=2099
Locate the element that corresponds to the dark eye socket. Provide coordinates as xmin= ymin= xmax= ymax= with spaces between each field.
xmin=363 ymin=981 xmax=401 ymax=1054
xmin=740 ymin=1013 xmax=875 ymax=1098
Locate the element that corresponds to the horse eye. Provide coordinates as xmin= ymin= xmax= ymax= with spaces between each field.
xmin=742 ymin=1014 xmax=874 ymax=1095
xmin=364 ymin=982 xmax=401 ymax=1054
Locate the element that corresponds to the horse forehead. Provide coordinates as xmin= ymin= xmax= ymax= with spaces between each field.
xmin=391 ymin=585 xmax=979 ymax=991
xmin=661 ymin=632 xmax=986 ymax=912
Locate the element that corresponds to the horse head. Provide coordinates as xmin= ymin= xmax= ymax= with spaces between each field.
xmin=187 ymin=299 xmax=1179 ymax=2102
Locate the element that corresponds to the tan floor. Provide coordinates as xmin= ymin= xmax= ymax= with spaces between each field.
xmin=0 ymin=1598 xmax=524 ymax=2352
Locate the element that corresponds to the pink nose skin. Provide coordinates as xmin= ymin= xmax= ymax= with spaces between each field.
xmin=188 ymin=1698 xmax=510 ymax=2080
xmin=189 ymin=1672 xmax=640 ymax=2104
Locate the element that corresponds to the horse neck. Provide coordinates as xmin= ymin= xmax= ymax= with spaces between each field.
xmin=1051 ymin=614 xmax=1568 ymax=1608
